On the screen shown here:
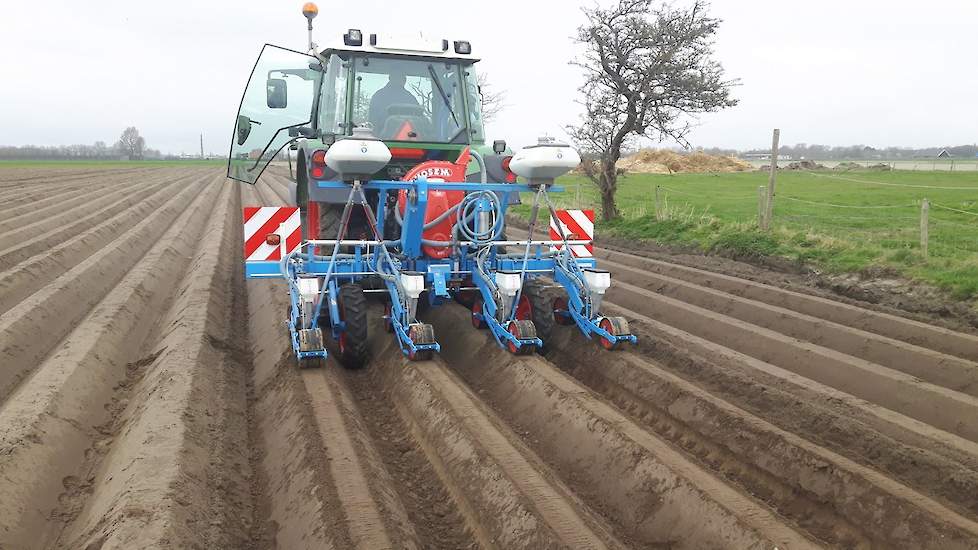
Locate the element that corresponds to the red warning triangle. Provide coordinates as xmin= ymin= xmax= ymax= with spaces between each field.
xmin=395 ymin=120 xmax=416 ymax=141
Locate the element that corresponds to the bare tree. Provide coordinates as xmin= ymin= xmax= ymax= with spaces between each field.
xmin=569 ymin=0 xmax=737 ymax=220
xmin=477 ymin=72 xmax=507 ymax=123
xmin=117 ymin=126 xmax=145 ymax=160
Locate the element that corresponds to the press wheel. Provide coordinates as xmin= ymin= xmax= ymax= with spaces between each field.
xmin=506 ymin=319 xmax=537 ymax=355
xmin=598 ymin=316 xmax=630 ymax=351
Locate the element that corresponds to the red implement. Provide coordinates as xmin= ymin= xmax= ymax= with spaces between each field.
xmin=398 ymin=147 xmax=471 ymax=259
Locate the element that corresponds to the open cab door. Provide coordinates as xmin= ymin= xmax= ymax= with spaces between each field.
xmin=228 ymin=44 xmax=321 ymax=184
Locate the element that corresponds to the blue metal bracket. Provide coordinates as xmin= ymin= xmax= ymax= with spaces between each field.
xmin=400 ymin=178 xmax=429 ymax=258
xmin=428 ymin=264 xmax=451 ymax=297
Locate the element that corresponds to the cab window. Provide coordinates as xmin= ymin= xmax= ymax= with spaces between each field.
xmin=462 ymin=65 xmax=485 ymax=143
xmin=318 ymin=54 xmax=350 ymax=135
xmin=351 ymin=56 xmax=468 ymax=143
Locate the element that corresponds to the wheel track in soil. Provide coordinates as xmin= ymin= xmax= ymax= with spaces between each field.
xmin=2 ymin=167 xmax=977 ymax=549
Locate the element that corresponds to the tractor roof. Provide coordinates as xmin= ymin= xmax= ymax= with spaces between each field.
xmin=319 ymin=30 xmax=479 ymax=63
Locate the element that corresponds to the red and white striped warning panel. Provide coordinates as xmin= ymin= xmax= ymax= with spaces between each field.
xmin=549 ymin=209 xmax=594 ymax=258
xmin=243 ymin=206 xmax=301 ymax=261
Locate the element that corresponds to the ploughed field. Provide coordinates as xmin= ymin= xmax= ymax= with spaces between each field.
xmin=2 ymin=165 xmax=978 ymax=549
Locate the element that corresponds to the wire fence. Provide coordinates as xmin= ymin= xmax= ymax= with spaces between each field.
xmin=549 ymin=171 xmax=978 ymax=264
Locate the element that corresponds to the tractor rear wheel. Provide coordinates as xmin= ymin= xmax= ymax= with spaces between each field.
xmin=337 ymin=283 xmax=370 ymax=369
xmin=552 ymin=295 xmax=575 ymax=326
xmin=319 ymin=203 xmax=370 ymax=241
xmin=318 ymin=193 xmax=398 ymax=242
xmin=521 ymin=279 xmax=556 ymax=350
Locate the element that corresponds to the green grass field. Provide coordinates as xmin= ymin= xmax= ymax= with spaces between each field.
xmin=514 ymin=170 xmax=978 ymax=300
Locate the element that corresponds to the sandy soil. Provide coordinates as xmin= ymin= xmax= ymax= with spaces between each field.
xmin=1 ymin=165 xmax=977 ymax=549
xmin=615 ymin=149 xmax=752 ymax=174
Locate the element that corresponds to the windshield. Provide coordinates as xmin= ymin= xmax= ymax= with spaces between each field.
xmin=349 ymin=55 xmax=471 ymax=143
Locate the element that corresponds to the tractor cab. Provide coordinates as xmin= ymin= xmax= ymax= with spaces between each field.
xmin=229 ymin=25 xmax=516 ymax=245
xmin=228 ymin=30 xmax=491 ymax=187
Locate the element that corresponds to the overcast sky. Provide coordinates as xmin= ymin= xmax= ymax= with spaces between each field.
xmin=3 ymin=0 xmax=976 ymax=154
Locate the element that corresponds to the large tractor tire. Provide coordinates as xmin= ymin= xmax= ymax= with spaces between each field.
xmin=320 ymin=204 xmax=387 ymax=294
xmin=521 ymin=279 xmax=557 ymax=352
xmin=336 ymin=283 xmax=370 ymax=369
xmin=319 ymin=203 xmax=371 ymax=241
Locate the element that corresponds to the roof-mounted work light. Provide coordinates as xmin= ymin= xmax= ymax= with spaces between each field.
xmin=344 ymin=29 xmax=363 ymax=46
xmin=453 ymin=40 xmax=472 ymax=55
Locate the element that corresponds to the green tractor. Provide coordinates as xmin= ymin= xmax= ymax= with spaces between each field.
xmin=228 ymin=2 xmax=516 ymax=242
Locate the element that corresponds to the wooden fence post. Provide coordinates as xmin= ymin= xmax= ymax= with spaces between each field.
xmin=920 ymin=198 xmax=929 ymax=259
xmin=764 ymin=129 xmax=780 ymax=230
xmin=757 ymin=186 xmax=767 ymax=227
xmin=655 ymin=185 xmax=663 ymax=221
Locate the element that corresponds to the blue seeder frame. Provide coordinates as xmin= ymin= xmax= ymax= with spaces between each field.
xmin=246 ymin=178 xmax=636 ymax=362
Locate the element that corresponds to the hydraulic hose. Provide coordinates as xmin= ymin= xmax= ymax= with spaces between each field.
xmin=470 ymin=148 xmax=488 ymax=184
xmin=456 ymin=190 xmax=504 ymax=245
xmin=393 ymin=147 xmax=488 ymax=230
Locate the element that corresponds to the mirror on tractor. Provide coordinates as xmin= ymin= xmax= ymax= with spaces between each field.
xmin=267 ymin=78 xmax=288 ymax=108
xmin=236 ymin=115 xmax=259 ymax=145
